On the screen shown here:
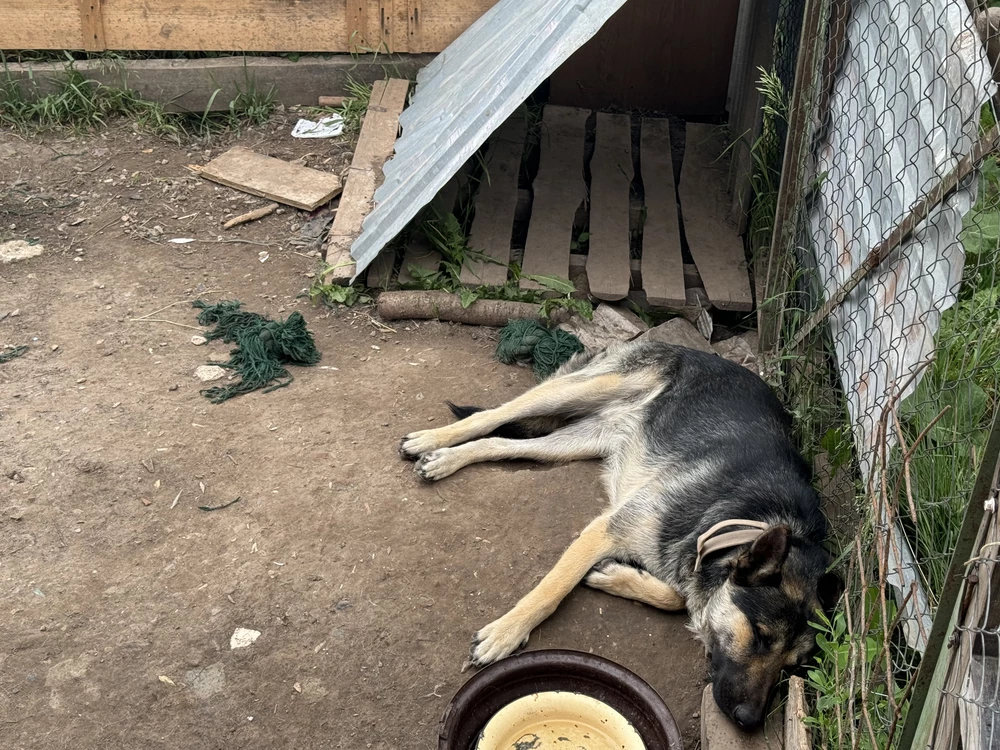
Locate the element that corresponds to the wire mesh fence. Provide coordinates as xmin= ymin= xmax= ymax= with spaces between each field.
xmin=758 ymin=0 xmax=1000 ymax=746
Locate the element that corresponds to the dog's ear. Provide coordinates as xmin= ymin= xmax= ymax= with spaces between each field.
xmin=732 ymin=525 xmax=791 ymax=587
xmin=817 ymin=571 xmax=844 ymax=612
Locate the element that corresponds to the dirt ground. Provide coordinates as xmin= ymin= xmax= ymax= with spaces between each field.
xmin=0 ymin=113 xmax=706 ymax=749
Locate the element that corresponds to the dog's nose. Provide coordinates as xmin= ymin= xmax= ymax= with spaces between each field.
xmin=731 ymin=704 xmax=763 ymax=731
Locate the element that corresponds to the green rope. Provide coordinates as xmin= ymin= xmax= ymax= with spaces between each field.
xmin=495 ymin=319 xmax=583 ymax=380
xmin=0 ymin=345 xmax=28 ymax=363
xmin=192 ymin=300 xmax=321 ymax=403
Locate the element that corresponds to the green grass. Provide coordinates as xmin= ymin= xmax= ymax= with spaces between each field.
xmin=1 ymin=63 xmax=275 ymax=139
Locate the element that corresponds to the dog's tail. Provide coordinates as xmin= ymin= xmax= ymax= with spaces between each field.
xmin=445 ymin=402 xmax=563 ymax=439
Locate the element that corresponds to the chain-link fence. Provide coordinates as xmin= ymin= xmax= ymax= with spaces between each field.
xmin=758 ymin=0 xmax=1000 ymax=746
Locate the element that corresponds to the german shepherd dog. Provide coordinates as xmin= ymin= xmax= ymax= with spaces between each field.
xmin=399 ymin=340 xmax=841 ymax=730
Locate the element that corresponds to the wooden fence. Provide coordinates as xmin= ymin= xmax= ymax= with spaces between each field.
xmin=1 ymin=1 xmax=498 ymax=53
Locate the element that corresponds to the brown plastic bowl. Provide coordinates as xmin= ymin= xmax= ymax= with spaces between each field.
xmin=438 ymin=649 xmax=683 ymax=749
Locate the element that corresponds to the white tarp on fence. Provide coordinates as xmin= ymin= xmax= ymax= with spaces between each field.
xmin=806 ymin=0 xmax=994 ymax=648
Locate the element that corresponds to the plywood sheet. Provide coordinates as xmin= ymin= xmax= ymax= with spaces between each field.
xmin=638 ymin=118 xmax=685 ymax=308
xmin=549 ymin=0 xmax=741 ymax=116
xmin=199 ymin=147 xmax=343 ymax=211
xmin=587 ymin=112 xmax=632 ymax=301
xmin=520 ymin=106 xmax=589 ymax=290
xmin=1 ymin=1 xmax=83 ymax=49
xmin=679 ymin=124 xmax=753 ymax=312
xmin=461 ymin=111 xmax=526 ymax=287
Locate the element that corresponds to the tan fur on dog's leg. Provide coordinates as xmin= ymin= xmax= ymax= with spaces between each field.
xmin=401 ymin=373 xmax=635 ymax=458
xmin=470 ymin=516 xmax=617 ymax=666
xmin=584 ymin=561 xmax=685 ymax=610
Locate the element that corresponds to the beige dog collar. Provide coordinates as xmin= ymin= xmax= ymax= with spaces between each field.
xmin=694 ymin=519 xmax=771 ymax=571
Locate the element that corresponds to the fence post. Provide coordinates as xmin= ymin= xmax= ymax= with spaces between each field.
xmin=78 ymin=0 xmax=106 ymax=52
xmin=899 ymin=410 xmax=1000 ymax=749
xmin=757 ymin=0 xmax=829 ymax=353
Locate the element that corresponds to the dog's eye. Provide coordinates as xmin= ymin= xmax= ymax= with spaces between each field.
xmin=753 ymin=627 xmax=774 ymax=650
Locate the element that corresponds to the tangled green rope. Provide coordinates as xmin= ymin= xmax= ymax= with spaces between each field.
xmin=0 ymin=345 xmax=28 ymax=364
xmin=192 ymin=300 xmax=321 ymax=403
xmin=495 ymin=319 xmax=583 ymax=380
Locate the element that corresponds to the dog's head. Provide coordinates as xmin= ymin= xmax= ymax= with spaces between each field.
xmin=699 ymin=525 xmax=841 ymax=730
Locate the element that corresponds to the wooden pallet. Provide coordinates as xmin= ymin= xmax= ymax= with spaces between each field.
xmin=365 ymin=106 xmax=752 ymax=313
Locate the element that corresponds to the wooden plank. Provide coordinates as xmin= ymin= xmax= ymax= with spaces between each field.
xmin=93 ymin=0 xmax=497 ymax=52
xmin=0 ymin=1 xmax=83 ymax=49
xmin=397 ymin=177 xmax=458 ymax=285
xmin=727 ymin=0 xmax=776 ymax=232
xmin=79 ymin=0 xmax=107 ymax=51
xmin=324 ymin=78 xmax=410 ymax=282
xmin=347 ymin=0 xmax=372 ymax=53
xmin=549 ymin=0 xmax=741 ymax=116
xmin=4 ymin=56 xmax=432 ymax=114
xmin=366 ymin=248 xmax=396 ymax=289
xmin=586 ymin=113 xmax=632 ymax=301
xmin=199 ymin=147 xmax=343 ymax=211
xmin=101 ymin=0 xmax=348 ymax=51
xmin=397 ymin=237 xmax=442 ymax=285
xmin=520 ymin=106 xmax=589 ymax=290
xmin=679 ymin=124 xmax=753 ymax=311
xmin=638 ymin=118 xmax=685 ymax=308
xmin=461 ymin=111 xmax=526 ymax=287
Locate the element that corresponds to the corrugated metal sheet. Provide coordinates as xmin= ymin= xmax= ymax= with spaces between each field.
xmin=347 ymin=0 xmax=629 ymax=281
xmin=805 ymin=0 xmax=994 ymax=649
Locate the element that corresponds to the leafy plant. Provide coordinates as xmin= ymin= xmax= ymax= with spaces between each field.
xmin=308 ymin=278 xmax=373 ymax=308
xmin=397 ymin=207 xmax=592 ymax=320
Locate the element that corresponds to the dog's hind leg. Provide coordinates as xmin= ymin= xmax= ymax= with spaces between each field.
xmin=400 ymin=372 xmax=637 ymax=459
xmin=583 ymin=561 xmax=685 ymax=610
xmin=469 ymin=515 xmax=617 ymax=667
xmin=414 ymin=418 xmax=612 ymax=481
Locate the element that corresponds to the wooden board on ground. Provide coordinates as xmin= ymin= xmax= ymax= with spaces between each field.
xmin=461 ymin=111 xmax=527 ymax=287
xmin=520 ymin=106 xmax=589 ymax=291
xmin=397 ymin=178 xmax=459 ymax=285
xmin=638 ymin=118 xmax=686 ymax=308
xmin=586 ymin=112 xmax=633 ymax=301
xmin=366 ymin=249 xmax=396 ymax=289
xmin=199 ymin=147 xmax=342 ymax=211
xmin=679 ymin=124 xmax=753 ymax=311
xmin=323 ymin=78 xmax=410 ymax=283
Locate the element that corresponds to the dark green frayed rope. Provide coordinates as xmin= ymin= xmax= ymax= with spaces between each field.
xmin=192 ymin=300 xmax=321 ymax=403
xmin=0 ymin=345 xmax=28 ymax=364
xmin=495 ymin=319 xmax=583 ymax=380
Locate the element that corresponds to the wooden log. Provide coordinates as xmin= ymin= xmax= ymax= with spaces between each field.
xmin=377 ymin=291 xmax=569 ymax=326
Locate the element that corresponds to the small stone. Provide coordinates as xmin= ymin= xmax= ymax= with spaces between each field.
xmin=230 ymin=627 xmax=261 ymax=650
xmin=9 ymin=309 xmax=19 ymax=317
xmin=190 ymin=335 xmax=207 ymax=346
xmin=168 ymin=384 xmax=179 ymax=392
xmin=50 ymin=345 xmax=59 ymax=352
xmin=0 ymin=240 xmax=44 ymax=264
xmin=194 ymin=365 xmax=226 ymax=382
xmin=141 ymin=499 xmax=151 ymax=506
xmin=639 ymin=318 xmax=713 ymax=354
xmin=187 ymin=663 xmax=225 ymax=700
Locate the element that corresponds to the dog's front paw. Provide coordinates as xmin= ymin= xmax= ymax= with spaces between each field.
xmin=414 ymin=449 xmax=462 ymax=481
xmin=399 ymin=430 xmax=443 ymax=460
xmin=583 ymin=559 xmax=628 ymax=593
xmin=468 ymin=613 xmax=531 ymax=668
